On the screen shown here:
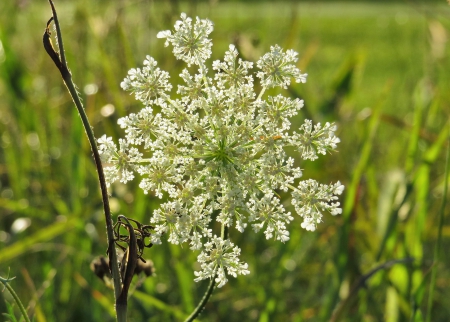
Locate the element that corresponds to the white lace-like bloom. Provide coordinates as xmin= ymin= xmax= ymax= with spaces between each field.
xmin=98 ymin=135 xmax=142 ymax=185
xmin=291 ymin=180 xmax=344 ymax=231
xmin=289 ymin=120 xmax=341 ymax=161
xmin=247 ymin=191 xmax=293 ymax=242
xmin=213 ymin=44 xmax=254 ymax=89
xmin=194 ymin=236 xmax=250 ymax=288
xmin=99 ymin=13 xmax=343 ymax=285
xmin=256 ymin=45 xmax=308 ymax=89
xmin=157 ymin=13 xmax=214 ymax=66
xmin=120 ymin=56 xmax=172 ymax=105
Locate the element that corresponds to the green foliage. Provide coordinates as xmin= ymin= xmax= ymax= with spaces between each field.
xmin=1 ymin=274 xmax=31 ymax=322
xmin=0 ymin=1 xmax=449 ymax=321
xmin=2 ymin=301 xmax=21 ymax=322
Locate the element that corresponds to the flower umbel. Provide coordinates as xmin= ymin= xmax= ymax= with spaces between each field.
xmin=120 ymin=56 xmax=172 ymax=106
xmin=99 ymin=13 xmax=343 ymax=286
xmin=194 ymin=236 xmax=250 ymax=288
xmin=256 ymin=45 xmax=307 ymax=89
xmin=157 ymin=13 xmax=213 ymax=67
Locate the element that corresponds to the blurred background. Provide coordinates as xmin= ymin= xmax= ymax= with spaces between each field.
xmin=1 ymin=0 xmax=449 ymax=321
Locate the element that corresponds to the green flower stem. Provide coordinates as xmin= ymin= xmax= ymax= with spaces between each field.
xmin=184 ymin=224 xmax=228 ymax=322
xmin=44 ymin=1 xmax=123 ymax=320
xmin=256 ymin=85 xmax=267 ymax=101
xmin=184 ymin=268 xmax=216 ymax=322
xmin=0 ymin=276 xmax=31 ymax=322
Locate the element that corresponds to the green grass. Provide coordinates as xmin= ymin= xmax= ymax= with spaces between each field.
xmin=1 ymin=1 xmax=449 ymax=321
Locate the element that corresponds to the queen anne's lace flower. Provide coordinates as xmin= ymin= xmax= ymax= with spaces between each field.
xmin=256 ymin=45 xmax=308 ymax=89
xmin=99 ymin=13 xmax=343 ymax=286
xmin=289 ymin=120 xmax=341 ymax=161
xmin=291 ymin=180 xmax=344 ymax=231
xmin=98 ymin=135 xmax=142 ymax=184
xmin=194 ymin=236 xmax=250 ymax=288
xmin=213 ymin=44 xmax=254 ymax=89
xmin=157 ymin=13 xmax=214 ymax=66
xmin=120 ymin=56 xmax=172 ymax=106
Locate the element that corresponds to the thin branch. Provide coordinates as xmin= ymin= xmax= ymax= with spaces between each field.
xmin=43 ymin=1 xmax=124 ymax=320
xmin=0 ymin=274 xmax=31 ymax=322
xmin=330 ymin=257 xmax=414 ymax=322
xmin=116 ymin=216 xmax=138 ymax=307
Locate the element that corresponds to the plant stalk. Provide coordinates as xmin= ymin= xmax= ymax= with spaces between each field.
xmin=43 ymin=1 xmax=124 ymax=320
xmin=0 ymin=276 xmax=31 ymax=322
xmin=184 ymin=224 xmax=228 ymax=322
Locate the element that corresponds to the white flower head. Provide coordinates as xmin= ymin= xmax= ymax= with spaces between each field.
xmin=98 ymin=135 xmax=142 ymax=185
xmin=213 ymin=44 xmax=254 ymax=89
xmin=289 ymin=120 xmax=341 ymax=161
xmin=194 ymin=236 xmax=250 ymax=288
xmin=120 ymin=56 xmax=172 ymax=105
xmin=157 ymin=13 xmax=214 ymax=66
xmin=100 ymin=14 xmax=343 ymax=286
xmin=257 ymin=45 xmax=307 ymax=89
xmin=291 ymin=180 xmax=344 ymax=231
xmin=247 ymin=191 xmax=293 ymax=242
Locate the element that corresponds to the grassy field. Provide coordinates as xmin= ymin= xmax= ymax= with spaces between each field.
xmin=1 ymin=1 xmax=449 ymax=321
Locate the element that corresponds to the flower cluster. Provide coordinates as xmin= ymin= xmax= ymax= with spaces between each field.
xmin=98 ymin=14 xmax=343 ymax=287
